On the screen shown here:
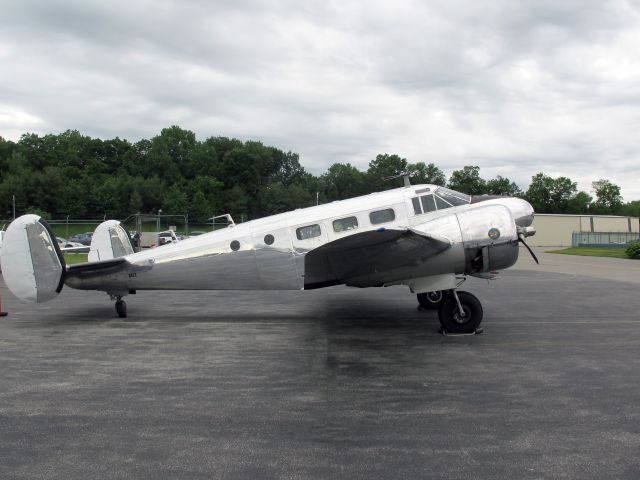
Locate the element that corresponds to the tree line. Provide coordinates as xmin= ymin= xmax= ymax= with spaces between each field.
xmin=0 ymin=126 xmax=638 ymax=222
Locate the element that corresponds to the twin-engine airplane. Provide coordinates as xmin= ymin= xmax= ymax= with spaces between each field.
xmin=0 ymin=184 xmax=536 ymax=333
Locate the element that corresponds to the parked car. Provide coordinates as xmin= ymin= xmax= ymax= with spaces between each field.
xmin=158 ymin=230 xmax=179 ymax=245
xmin=69 ymin=232 xmax=93 ymax=245
xmin=56 ymin=237 xmax=84 ymax=248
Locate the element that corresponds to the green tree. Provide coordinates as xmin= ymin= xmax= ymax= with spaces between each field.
xmin=549 ymin=177 xmax=578 ymax=213
xmin=189 ymin=191 xmax=211 ymax=221
xmin=186 ymin=140 xmax=219 ymax=178
xmin=258 ymin=182 xmax=314 ymax=215
xmin=321 ymin=163 xmax=368 ymax=201
xmin=59 ymin=179 xmax=88 ymax=217
xmin=408 ymin=162 xmax=446 ymax=186
xmin=146 ymin=126 xmax=197 ymax=183
xmin=163 ymin=185 xmax=189 ymax=215
xmin=485 ymin=176 xmax=522 ymax=196
xmin=566 ymin=191 xmax=592 ymax=214
xmin=591 ymin=179 xmax=623 ymax=214
xmin=447 ymin=166 xmax=486 ymax=195
xmin=140 ymin=176 xmax=167 ymax=213
xmin=524 ymin=173 xmax=577 ymax=213
xmin=91 ymin=177 xmax=121 ymax=217
xmin=0 ymin=137 xmax=16 ymax=181
xmin=224 ymin=185 xmax=249 ymax=219
xmin=367 ymin=154 xmax=408 ymax=191
xmin=620 ymin=200 xmax=640 ymax=218
xmin=129 ymin=189 xmax=143 ymax=214
xmin=192 ymin=176 xmax=224 ymax=213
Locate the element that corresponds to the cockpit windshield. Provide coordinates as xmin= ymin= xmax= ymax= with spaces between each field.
xmin=434 ymin=187 xmax=471 ymax=206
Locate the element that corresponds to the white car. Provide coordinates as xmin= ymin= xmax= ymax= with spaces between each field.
xmin=157 ymin=230 xmax=180 ymax=245
xmin=57 ymin=237 xmax=85 ymax=249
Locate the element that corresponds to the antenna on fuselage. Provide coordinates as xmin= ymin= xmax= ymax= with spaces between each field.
xmin=382 ymin=172 xmax=413 ymax=187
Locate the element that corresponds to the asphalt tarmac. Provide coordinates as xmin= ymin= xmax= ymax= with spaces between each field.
xmin=0 ymin=252 xmax=639 ymax=479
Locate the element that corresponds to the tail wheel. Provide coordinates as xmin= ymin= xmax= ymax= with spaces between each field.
xmin=438 ymin=291 xmax=483 ymax=334
xmin=417 ymin=290 xmax=447 ymax=310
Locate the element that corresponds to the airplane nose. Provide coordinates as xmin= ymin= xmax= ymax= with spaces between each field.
xmin=513 ymin=198 xmax=534 ymax=228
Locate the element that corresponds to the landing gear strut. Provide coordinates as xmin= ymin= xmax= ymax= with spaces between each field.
xmin=115 ymin=297 xmax=127 ymax=318
xmin=437 ymin=290 xmax=483 ymax=334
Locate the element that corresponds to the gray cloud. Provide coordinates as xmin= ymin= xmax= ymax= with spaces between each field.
xmin=1 ymin=0 xmax=640 ymax=199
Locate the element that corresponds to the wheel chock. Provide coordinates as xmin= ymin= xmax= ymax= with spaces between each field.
xmin=439 ymin=327 xmax=483 ymax=336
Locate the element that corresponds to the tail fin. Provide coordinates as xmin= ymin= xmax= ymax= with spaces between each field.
xmin=0 ymin=215 xmax=65 ymax=303
xmin=88 ymin=220 xmax=135 ymax=262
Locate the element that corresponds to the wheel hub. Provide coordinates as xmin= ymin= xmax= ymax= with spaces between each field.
xmin=427 ymin=291 xmax=443 ymax=303
xmin=453 ymin=306 xmax=471 ymax=324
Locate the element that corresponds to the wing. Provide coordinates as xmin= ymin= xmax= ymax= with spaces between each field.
xmin=303 ymin=228 xmax=452 ymax=289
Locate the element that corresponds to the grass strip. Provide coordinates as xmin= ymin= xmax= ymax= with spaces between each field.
xmin=545 ymin=247 xmax=631 ymax=259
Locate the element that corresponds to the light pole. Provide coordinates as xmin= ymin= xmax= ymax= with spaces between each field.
xmin=157 ymin=209 xmax=162 ymax=232
xmin=12 ymin=194 xmax=15 ymax=220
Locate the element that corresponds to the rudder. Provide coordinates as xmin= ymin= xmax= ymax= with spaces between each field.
xmin=0 ymin=215 xmax=65 ymax=303
xmin=88 ymin=220 xmax=135 ymax=262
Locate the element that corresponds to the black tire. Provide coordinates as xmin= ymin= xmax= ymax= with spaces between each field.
xmin=115 ymin=300 xmax=127 ymax=318
xmin=438 ymin=291 xmax=483 ymax=334
xmin=417 ymin=290 xmax=447 ymax=310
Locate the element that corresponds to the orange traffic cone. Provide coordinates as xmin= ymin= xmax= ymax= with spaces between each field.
xmin=0 ymin=292 xmax=8 ymax=316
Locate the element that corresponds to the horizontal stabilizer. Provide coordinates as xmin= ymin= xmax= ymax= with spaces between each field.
xmin=0 ymin=215 xmax=65 ymax=303
xmin=68 ymin=257 xmax=128 ymax=274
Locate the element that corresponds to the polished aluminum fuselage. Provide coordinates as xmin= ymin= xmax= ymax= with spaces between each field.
xmin=64 ymin=185 xmax=534 ymax=295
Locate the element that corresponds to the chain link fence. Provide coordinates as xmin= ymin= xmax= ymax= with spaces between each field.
xmin=572 ymin=232 xmax=640 ymax=248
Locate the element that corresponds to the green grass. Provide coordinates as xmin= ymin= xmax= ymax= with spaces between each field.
xmin=63 ymin=253 xmax=88 ymax=265
xmin=546 ymin=247 xmax=632 ymax=259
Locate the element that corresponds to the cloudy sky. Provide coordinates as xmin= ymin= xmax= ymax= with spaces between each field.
xmin=1 ymin=0 xmax=640 ymax=199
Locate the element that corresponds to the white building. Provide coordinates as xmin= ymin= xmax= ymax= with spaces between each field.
xmin=530 ymin=214 xmax=640 ymax=247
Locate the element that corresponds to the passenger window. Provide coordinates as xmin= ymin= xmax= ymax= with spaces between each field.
xmin=412 ymin=197 xmax=422 ymax=215
xmin=296 ymin=224 xmax=321 ymax=240
xmin=370 ymin=208 xmax=395 ymax=225
xmin=434 ymin=195 xmax=452 ymax=210
xmin=333 ymin=216 xmax=358 ymax=233
xmin=420 ymin=194 xmax=436 ymax=213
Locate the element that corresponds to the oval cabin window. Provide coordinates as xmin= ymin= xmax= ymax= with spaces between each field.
xmin=296 ymin=224 xmax=321 ymax=240
xmin=369 ymin=208 xmax=395 ymax=225
xmin=332 ymin=216 xmax=358 ymax=233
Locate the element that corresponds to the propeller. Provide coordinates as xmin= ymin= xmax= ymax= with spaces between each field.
xmin=518 ymin=233 xmax=539 ymax=264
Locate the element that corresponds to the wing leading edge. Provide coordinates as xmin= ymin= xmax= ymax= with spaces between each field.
xmin=303 ymin=228 xmax=452 ymax=289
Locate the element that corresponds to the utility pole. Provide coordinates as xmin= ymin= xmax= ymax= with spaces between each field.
xmin=12 ymin=194 xmax=15 ymax=220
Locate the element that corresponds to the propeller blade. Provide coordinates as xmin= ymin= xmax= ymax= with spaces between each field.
xmin=518 ymin=234 xmax=539 ymax=264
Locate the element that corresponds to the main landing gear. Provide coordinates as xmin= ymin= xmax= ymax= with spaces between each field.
xmin=417 ymin=289 xmax=483 ymax=334
xmin=417 ymin=290 xmax=448 ymax=310
xmin=115 ymin=297 xmax=127 ymax=318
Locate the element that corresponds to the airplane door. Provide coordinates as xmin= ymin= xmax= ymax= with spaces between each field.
xmin=290 ymin=220 xmax=329 ymax=285
xmin=250 ymin=217 xmax=301 ymax=290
